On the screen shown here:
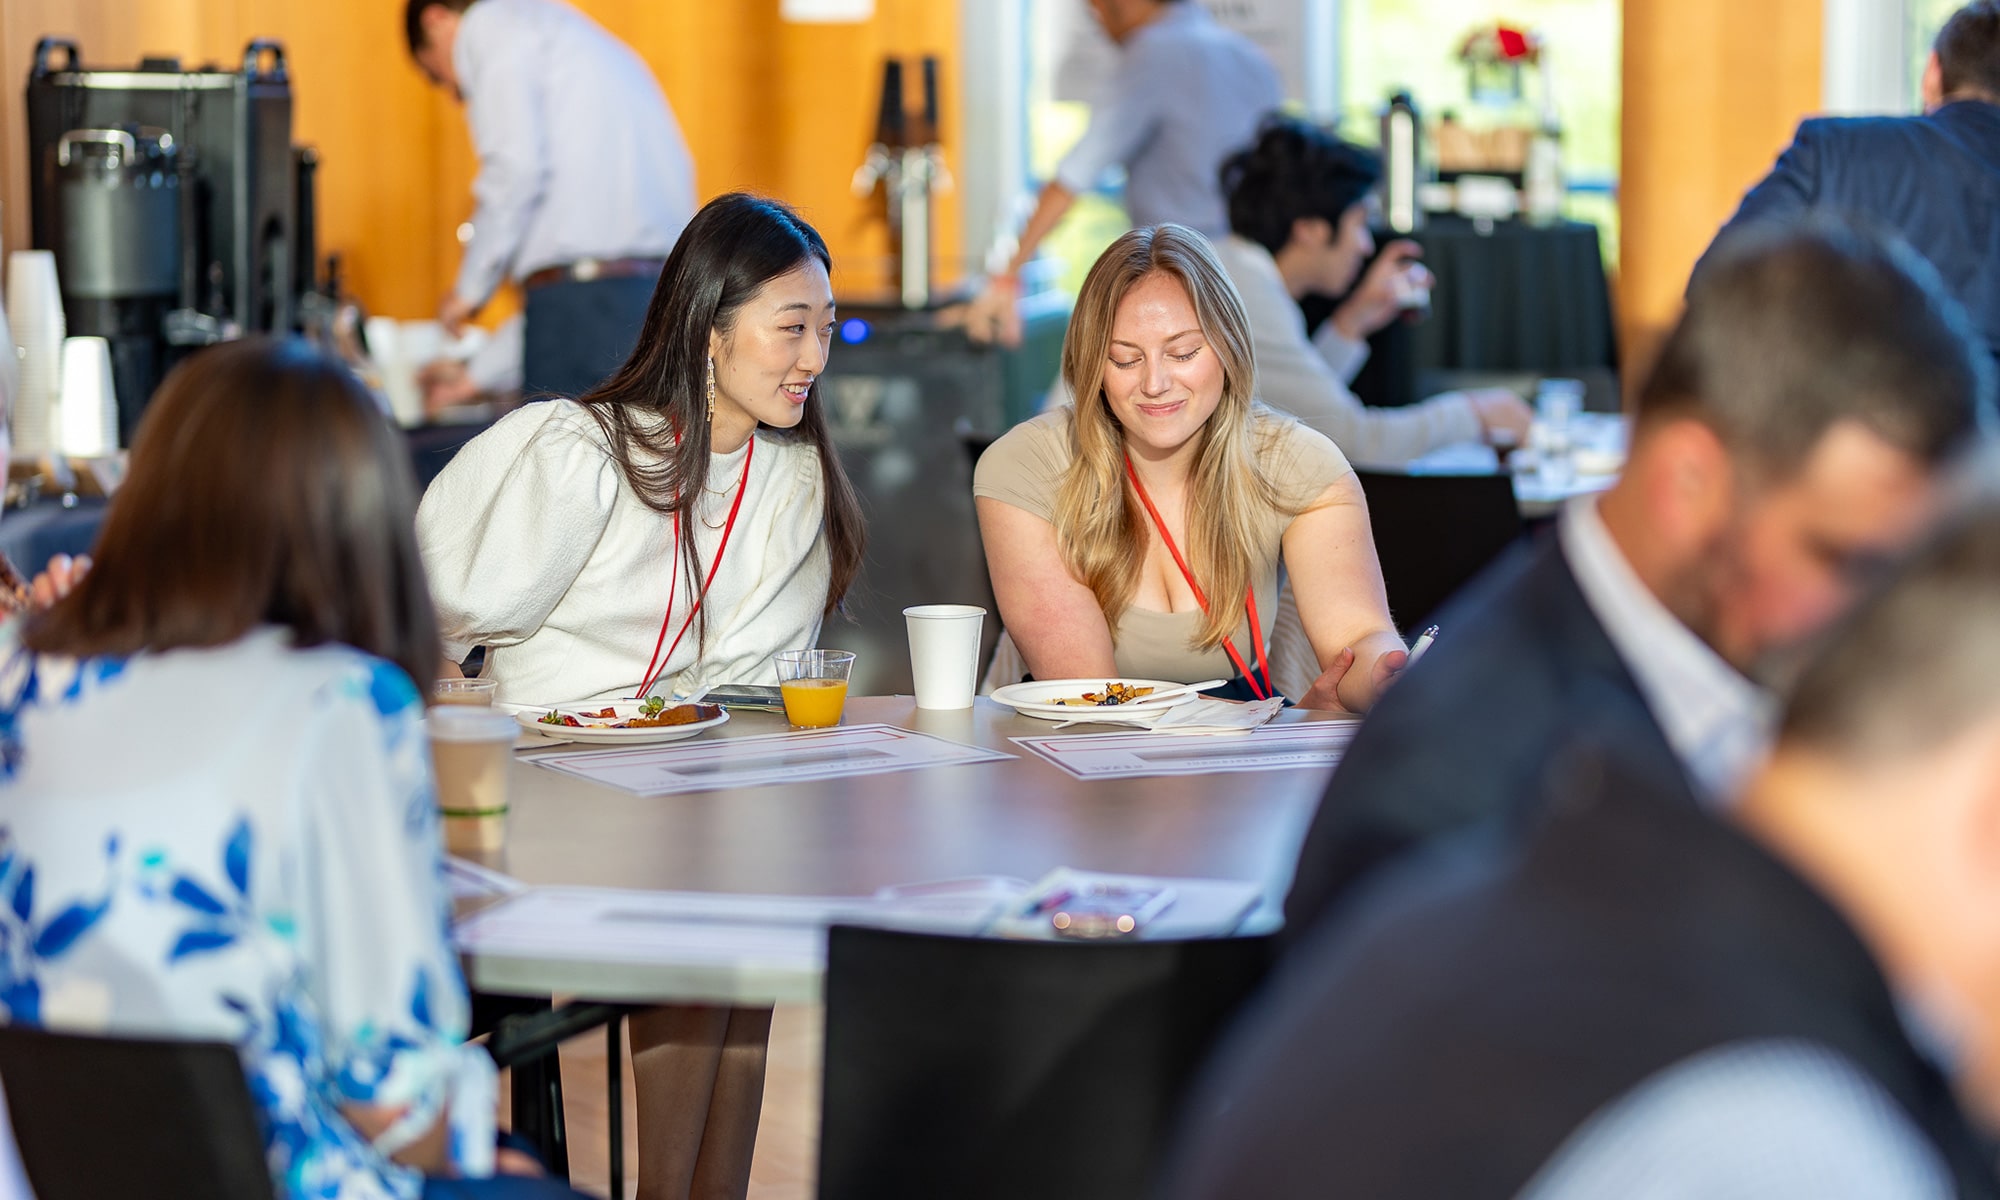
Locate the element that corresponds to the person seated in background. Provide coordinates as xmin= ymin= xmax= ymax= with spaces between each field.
xmin=1700 ymin=0 xmax=2000 ymax=369
xmin=1163 ymin=473 xmax=2000 ymax=1199
xmin=0 ymin=338 xmax=586 ymax=1199
xmin=420 ymin=192 xmax=865 ymax=1200
xmin=975 ymin=224 xmax=1406 ymax=711
xmin=1281 ymin=219 xmax=1992 ymax=943
xmin=1216 ymin=114 xmax=1532 ymax=467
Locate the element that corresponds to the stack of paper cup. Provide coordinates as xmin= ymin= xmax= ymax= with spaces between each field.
xmin=6 ymin=251 xmax=64 ymax=456
xmin=58 ymin=336 xmax=118 ymax=455
xmin=904 ymin=604 xmax=986 ymax=709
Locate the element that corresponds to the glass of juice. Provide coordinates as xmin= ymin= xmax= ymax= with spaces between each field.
xmin=774 ymin=649 xmax=856 ymax=730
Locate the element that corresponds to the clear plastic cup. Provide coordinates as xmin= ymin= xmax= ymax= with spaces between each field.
xmin=774 ymin=649 xmax=856 ymax=730
xmin=432 ymin=677 xmax=499 ymax=707
xmin=427 ymin=708 xmax=517 ymax=853
xmin=904 ymin=605 xmax=986 ymax=709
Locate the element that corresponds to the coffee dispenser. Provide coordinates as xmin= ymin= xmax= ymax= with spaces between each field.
xmin=24 ymin=38 xmax=316 ymax=442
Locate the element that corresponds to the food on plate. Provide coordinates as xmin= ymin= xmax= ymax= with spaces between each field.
xmin=1052 ymin=682 xmax=1157 ymax=707
xmin=537 ymin=697 xmax=723 ymax=729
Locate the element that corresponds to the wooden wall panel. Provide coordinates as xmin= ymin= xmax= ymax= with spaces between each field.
xmin=0 ymin=0 xmax=960 ymax=324
xmin=1619 ymin=0 xmax=1823 ymax=374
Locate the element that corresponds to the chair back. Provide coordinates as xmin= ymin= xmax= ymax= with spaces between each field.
xmin=818 ymin=926 xmax=1274 ymax=1200
xmin=1354 ymin=469 xmax=1525 ymax=634
xmin=0 ymin=1024 xmax=274 ymax=1200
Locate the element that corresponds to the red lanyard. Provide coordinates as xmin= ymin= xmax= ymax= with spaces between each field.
xmin=1123 ymin=455 xmax=1271 ymax=700
xmin=637 ymin=438 xmax=755 ymax=697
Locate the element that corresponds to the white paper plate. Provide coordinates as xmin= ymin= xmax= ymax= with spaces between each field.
xmin=989 ymin=678 xmax=1197 ymax=721
xmin=515 ymin=700 xmax=730 ymax=745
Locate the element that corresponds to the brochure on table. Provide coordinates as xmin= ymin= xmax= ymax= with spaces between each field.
xmin=1012 ymin=721 xmax=1361 ymax=781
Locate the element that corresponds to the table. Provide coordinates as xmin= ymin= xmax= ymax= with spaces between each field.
xmin=1404 ymin=411 xmax=1626 ymax=520
xmin=463 ymin=696 xmax=1349 ymax=1005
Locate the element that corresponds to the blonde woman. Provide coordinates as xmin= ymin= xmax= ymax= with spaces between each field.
xmin=974 ymin=224 xmax=1407 ymax=712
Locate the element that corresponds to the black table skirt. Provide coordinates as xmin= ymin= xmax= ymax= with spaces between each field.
xmin=0 ymin=497 xmax=109 ymax=571
xmin=1311 ymin=217 xmax=1618 ymax=410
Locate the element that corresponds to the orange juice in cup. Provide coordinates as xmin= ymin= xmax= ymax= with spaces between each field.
xmin=774 ymin=650 xmax=856 ymax=730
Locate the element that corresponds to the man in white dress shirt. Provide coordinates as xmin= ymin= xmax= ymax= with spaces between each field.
xmin=965 ymin=0 xmax=1280 ymax=345
xmin=1216 ymin=114 xmax=1531 ymax=467
xmin=406 ymin=0 xmax=697 ymax=400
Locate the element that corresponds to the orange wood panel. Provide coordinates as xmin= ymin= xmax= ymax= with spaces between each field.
xmin=1 ymin=0 xmax=964 ymax=323
xmin=1619 ymin=0 xmax=1823 ymax=373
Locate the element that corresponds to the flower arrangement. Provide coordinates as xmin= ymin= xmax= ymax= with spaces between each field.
xmin=1457 ymin=22 xmax=1545 ymax=105
xmin=1457 ymin=23 xmax=1544 ymax=67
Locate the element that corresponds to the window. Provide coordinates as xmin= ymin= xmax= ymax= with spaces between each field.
xmin=1338 ymin=1 xmax=1622 ymax=266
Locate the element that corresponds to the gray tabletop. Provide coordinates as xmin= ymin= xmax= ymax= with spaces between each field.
xmin=462 ymin=697 xmax=1346 ymax=1002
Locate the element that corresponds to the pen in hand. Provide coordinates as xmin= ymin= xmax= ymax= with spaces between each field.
xmin=1407 ymin=625 xmax=1439 ymax=666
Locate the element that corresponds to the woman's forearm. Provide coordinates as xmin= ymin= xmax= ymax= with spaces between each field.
xmin=1334 ymin=629 xmax=1409 ymax=713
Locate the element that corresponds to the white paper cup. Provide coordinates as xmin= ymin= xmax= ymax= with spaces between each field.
xmin=904 ymin=604 xmax=985 ymax=710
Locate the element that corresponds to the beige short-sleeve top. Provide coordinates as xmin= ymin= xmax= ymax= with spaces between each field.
xmin=973 ymin=405 xmax=1354 ymax=684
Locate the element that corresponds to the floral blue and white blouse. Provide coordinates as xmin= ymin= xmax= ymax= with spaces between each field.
xmin=0 ymin=623 xmax=497 ymax=1199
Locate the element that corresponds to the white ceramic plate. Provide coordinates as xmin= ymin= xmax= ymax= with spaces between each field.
xmin=989 ymin=678 xmax=1198 ymax=721
xmin=516 ymin=700 xmax=730 ymax=745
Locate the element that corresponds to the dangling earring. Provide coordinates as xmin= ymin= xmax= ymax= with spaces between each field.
xmin=705 ymin=355 xmax=716 ymax=423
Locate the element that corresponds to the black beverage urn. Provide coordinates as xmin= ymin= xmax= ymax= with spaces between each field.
xmin=25 ymin=37 xmax=316 ymax=442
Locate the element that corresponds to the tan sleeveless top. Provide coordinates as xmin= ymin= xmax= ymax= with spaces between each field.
xmin=973 ymin=406 xmax=1353 ymax=684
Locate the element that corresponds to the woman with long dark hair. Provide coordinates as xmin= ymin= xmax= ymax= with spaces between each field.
xmin=420 ymin=192 xmax=864 ymax=707
xmin=0 ymin=338 xmax=587 ymax=1198
xmin=419 ymin=193 xmax=865 ymax=1200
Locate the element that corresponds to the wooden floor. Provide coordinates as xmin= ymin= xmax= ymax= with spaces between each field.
xmin=500 ymin=1004 xmax=823 ymax=1200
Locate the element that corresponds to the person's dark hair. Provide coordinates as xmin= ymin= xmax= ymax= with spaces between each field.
xmin=1936 ymin=0 xmax=2000 ymax=101
xmin=1219 ymin=114 xmax=1382 ymax=256
xmin=26 ymin=337 xmax=440 ymax=691
xmin=404 ymin=0 xmax=475 ymax=57
xmin=1639 ymin=218 xmax=1994 ymax=481
xmin=578 ymin=192 xmax=866 ymax=620
xmin=1781 ymin=463 xmax=2000 ymax=761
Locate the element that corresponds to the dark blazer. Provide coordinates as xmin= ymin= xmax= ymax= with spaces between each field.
xmin=1281 ymin=529 xmax=1691 ymax=944
xmin=1163 ymin=745 xmax=2000 ymax=1200
xmin=1703 ymin=100 xmax=2000 ymax=363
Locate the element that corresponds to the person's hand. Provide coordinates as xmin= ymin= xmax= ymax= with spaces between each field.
xmin=419 ymin=358 xmax=479 ymax=415
xmin=437 ymin=293 xmax=479 ymax=338
xmin=960 ymin=275 xmax=1023 ymax=348
xmin=1297 ymin=645 xmax=1411 ymax=712
xmin=30 ymin=554 xmax=90 ymax=610
xmin=1464 ymin=389 xmax=1534 ymax=448
xmin=1330 ymin=241 xmax=1431 ymax=342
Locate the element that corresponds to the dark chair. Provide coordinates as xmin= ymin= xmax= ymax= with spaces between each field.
xmin=0 ymin=1024 xmax=275 ymax=1200
xmin=1354 ymin=468 xmax=1526 ymax=635
xmin=818 ymin=926 xmax=1275 ymax=1200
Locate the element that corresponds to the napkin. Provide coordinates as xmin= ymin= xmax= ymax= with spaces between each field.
xmin=1052 ymin=695 xmax=1287 ymax=734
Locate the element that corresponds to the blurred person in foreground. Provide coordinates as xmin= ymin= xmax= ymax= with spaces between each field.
xmin=1163 ymin=466 xmax=2000 ymax=1199
xmin=406 ymin=0 xmax=696 ymax=400
xmin=1282 ymin=219 xmax=1993 ymax=943
xmin=962 ymin=0 xmax=1279 ymax=346
xmin=1216 ymin=114 xmax=1531 ymax=467
xmin=1701 ymin=1 xmax=2000 ymax=369
xmin=0 ymin=338 xmax=587 ymax=1198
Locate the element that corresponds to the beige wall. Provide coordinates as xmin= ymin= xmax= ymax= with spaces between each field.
xmin=0 ymin=0 xmax=962 ymax=325
xmin=1619 ymin=0 xmax=1824 ymax=375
